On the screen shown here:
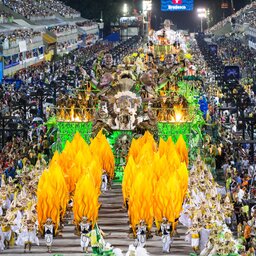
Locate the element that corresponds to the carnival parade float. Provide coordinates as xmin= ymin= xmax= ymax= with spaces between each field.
xmin=35 ymin=25 xmax=243 ymax=254
xmin=53 ymin=22 xmax=205 ymax=181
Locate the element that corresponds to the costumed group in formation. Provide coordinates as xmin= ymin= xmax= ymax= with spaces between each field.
xmin=0 ymin=19 xmax=254 ymax=256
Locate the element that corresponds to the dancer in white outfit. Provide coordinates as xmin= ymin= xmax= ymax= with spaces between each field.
xmin=101 ymin=170 xmax=108 ymax=192
xmin=16 ymin=219 xmax=39 ymax=253
xmin=0 ymin=224 xmax=4 ymax=252
xmin=79 ymin=216 xmax=92 ymax=253
xmin=161 ymin=218 xmax=173 ymax=253
xmin=44 ymin=218 xmax=54 ymax=253
xmin=136 ymin=220 xmax=147 ymax=248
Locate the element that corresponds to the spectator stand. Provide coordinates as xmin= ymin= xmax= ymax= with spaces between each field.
xmin=3 ymin=0 xmax=55 ymax=22
xmin=207 ymin=1 xmax=256 ymax=35
xmin=43 ymin=0 xmax=81 ymax=19
xmin=110 ymin=15 xmax=143 ymax=41
xmin=0 ymin=28 xmax=45 ymax=76
xmin=76 ymin=20 xmax=101 ymax=47
xmin=196 ymin=34 xmax=256 ymax=164
xmin=45 ymin=24 xmax=79 ymax=55
xmin=246 ymin=27 xmax=256 ymax=51
xmin=0 ymin=116 xmax=28 ymax=150
xmin=0 ymin=10 xmax=14 ymax=24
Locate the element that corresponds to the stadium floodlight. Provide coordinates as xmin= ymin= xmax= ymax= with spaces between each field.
xmin=197 ymin=8 xmax=206 ymax=13
xmin=197 ymin=8 xmax=207 ymax=32
xmin=143 ymin=0 xmax=152 ymax=15
xmin=123 ymin=3 xmax=128 ymax=16
xmin=198 ymin=13 xmax=207 ymax=18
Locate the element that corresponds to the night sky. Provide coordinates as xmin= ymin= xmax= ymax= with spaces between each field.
xmin=151 ymin=0 xmax=249 ymax=32
xmin=64 ymin=0 xmax=250 ymax=33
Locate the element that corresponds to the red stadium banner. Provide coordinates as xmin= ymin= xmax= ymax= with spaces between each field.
xmin=172 ymin=0 xmax=182 ymax=4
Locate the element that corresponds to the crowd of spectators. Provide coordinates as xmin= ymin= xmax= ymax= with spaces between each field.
xmin=0 ymin=10 xmax=13 ymax=23
xmin=3 ymin=0 xmax=81 ymax=20
xmin=3 ymin=0 xmax=55 ymax=20
xmin=0 ymin=6 xmax=254 ymax=248
xmin=207 ymin=1 xmax=256 ymax=34
xmin=47 ymin=24 xmax=77 ymax=36
xmin=0 ymin=22 xmax=98 ymax=52
xmin=216 ymin=35 xmax=256 ymax=79
xmin=45 ymin=0 xmax=80 ymax=18
xmin=119 ymin=17 xmax=141 ymax=27
xmin=0 ymin=37 xmax=142 ymax=182
xmin=0 ymin=81 xmax=50 ymax=178
xmin=57 ymin=40 xmax=78 ymax=53
xmin=0 ymin=29 xmax=42 ymax=49
xmin=219 ymin=130 xmax=256 ymax=252
xmin=195 ymin=33 xmax=256 ymax=254
xmin=235 ymin=4 xmax=256 ymax=29
xmin=0 ymin=49 xmax=95 ymax=176
xmin=76 ymin=20 xmax=98 ymax=28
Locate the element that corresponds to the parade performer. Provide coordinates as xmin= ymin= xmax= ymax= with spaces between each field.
xmin=127 ymin=170 xmax=154 ymax=249
xmin=94 ymin=53 xmax=116 ymax=79
xmin=161 ymin=217 xmax=173 ymax=253
xmin=136 ymin=220 xmax=147 ymax=248
xmin=1 ymin=218 xmax=12 ymax=249
xmin=79 ymin=216 xmax=92 ymax=253
xmin=199 ymin=223 xmax=211 ymax=252
xmin=90 ymin=225 xmax=101 ymax=254
xmin=156 ymin=19 xmax=176 ymax=45
xmin=37 ymin=158 xmax=69 ymax=252
xmin=101 ymin=53 xmax=116 ymax=74
xmin=199 ymin=237 xmax=215 ymax=256
xmin=140 ymin=71 xmax=157 ymax=99
xmin=189 ymin=223 xmax=200 ymax=253
xmin=184 ymin=157 xmax=240 ymax=255
xmin=0 ymin=200 xmax=3 ymax=217
xmin=0 ymin=218 xmax=4 ymax=252
xmin=0 ymin=179 xmax=11 ymax=216
xmin=73 ymin=173 xmax=101 ymax=253
xmin=101 ymin=170 xmax=108 ymax=193
xmin=148 ymin=29 xmax=157 ymax=45
xmin=16 ymin=218 xmax=39 ymax=253
xmin=44 ymin=218 xmax=54 ymax=253
xmin=90 ymin=224 xmax=112 ymax=255
xmin=10 ymin=207 xmax=23 ymax=236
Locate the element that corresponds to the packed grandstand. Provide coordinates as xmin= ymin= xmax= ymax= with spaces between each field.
xmin=0 ymin=0 xmax=255 ymax=255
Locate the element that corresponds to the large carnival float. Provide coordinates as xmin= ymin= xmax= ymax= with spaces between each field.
xmin=53 ymin=20 xmax=205 ymax=180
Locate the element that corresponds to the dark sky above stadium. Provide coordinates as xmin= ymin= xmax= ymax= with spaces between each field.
xmin=64 ymin=0 xmax=250 ymax=33
xmin=151 ymin=0 xmax=249 ymax=31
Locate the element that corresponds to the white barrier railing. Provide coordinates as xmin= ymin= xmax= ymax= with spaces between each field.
xmin=53 ymin=29 xmax=78 ymax=37
xmin=63 ymin=13 xmax=81 ymax=19
xmin=30 ymin=15 xmax=56 ymax=21
xmin=2 ymin=36 xmax=43 ymax=50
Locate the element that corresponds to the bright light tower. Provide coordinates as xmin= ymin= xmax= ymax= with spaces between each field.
xmin=123 ymin=3 xmax=128 ymax=16
xmin=143 ymin=0 xmax=152 ymax=32
xmin=197 ymin=8 xmax=207 ymax=32
xmin=143 ymin=0 xmax=152 ymax=15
